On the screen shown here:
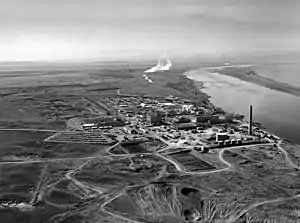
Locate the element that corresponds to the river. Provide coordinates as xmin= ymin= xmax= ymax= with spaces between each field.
xmin=186 ymin=68 xmax=300 ymax=144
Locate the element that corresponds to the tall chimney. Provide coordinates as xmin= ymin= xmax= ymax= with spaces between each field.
xmin=249 ymin=105 xmax=253 ymax=135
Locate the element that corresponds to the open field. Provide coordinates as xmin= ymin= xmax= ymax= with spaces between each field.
xmin=168 ymin=150 xmax=215 ymax=171
xmin=121 ymin=139 xmax=167 ymax=154
xmin=74 ymin=154 xmax=172 ymax=193
xmin=0 ymin=162 xmax=45 ymax=202
xmin=0 ymin=130 xmax=109 ymax=161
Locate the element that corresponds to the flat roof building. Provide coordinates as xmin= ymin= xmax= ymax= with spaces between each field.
xmin=147 ymin=111 xmax=163 ymax=124
xmin=216 ymin=133 xmax=229 ymax=142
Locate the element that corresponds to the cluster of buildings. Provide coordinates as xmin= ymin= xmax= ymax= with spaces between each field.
xmin=67 ymin=93 xmax=276 ymax=150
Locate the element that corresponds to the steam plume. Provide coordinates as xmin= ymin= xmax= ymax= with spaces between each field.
xmin=144 ymin=54 xmax=173 ymax=73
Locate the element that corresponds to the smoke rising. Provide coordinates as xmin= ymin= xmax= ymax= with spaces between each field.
xmin=144 ymin=54 xmax=173 ymax=73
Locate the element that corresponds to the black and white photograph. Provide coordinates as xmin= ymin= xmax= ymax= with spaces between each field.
xmin=0 ymin=1 xmax=300 ymax=222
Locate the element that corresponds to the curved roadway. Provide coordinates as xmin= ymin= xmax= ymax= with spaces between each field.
xmin=277 ymin=140 xmax=300 ymax=170
xmin=2 ymin=127 xmax=300 ymax=222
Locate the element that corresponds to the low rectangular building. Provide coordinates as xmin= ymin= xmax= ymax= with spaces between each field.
xmin=191 ymin=115 xmax=211 ymax=123
xmin=176 ymin=123 xmax=197 ymax=130
xmin=147 ymin=111 xmax=163 ymax=124
xmin=209 ymin=115 xmax=221 ymax=124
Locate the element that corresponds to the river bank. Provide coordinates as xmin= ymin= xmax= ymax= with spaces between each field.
xmin=208 ymin=65 xmax=300 ymax=97
xmin=184 ymin=68 xmax=300 ymax=144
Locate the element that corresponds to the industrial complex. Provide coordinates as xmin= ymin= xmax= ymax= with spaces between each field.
xmin=44 ymin=93 xmax=280 ymax=154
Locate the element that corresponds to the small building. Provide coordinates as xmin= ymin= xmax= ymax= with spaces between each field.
xmin=216 ymin=133 xmax=229 ymax=142
xmin=209 ymin=115 xmax=221 ymax=124
xmin=191 ymin=114 xmax=212 ymax=123
xmin=82 ymin=123 xmax=96 ymax=130
xmin=176 ymin=123 xmax=197 ymax=130
xmin=231 ymin=139 xmax=237 ymax=145
xmin=147 ymin=111 xmax=163 ymax=124
xmin=166 ymin=109 xmax=178 ymax=117
xmin=182 ymin=104 xmax=194 ymax=112
xmin=232 ymin=113 xmax=244 ymax=120
xmin=193 ymin=114 xmax=221 ymax=124
xmin=224 ymin=114 xmax=234 ymax=122
xmin=218 ymin=141 xmax=224 ymax=146
xmin=178 ymin=115 xmax=191 ymax=123
xmin=224 ymin=140 xmax=230 ymax=146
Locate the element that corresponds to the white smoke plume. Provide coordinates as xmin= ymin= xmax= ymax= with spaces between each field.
xmin=144 ymin=53 xmax=173 ymax=73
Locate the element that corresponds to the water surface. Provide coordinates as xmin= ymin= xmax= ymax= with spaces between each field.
xmin=186 ymin=68 xmax=300 ymax=143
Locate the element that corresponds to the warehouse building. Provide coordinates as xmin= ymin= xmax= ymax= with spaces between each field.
xmin=216 ymin=133 xmax=230 ymax=142
xmin=147 ymin=111 xmax=164 ymax=124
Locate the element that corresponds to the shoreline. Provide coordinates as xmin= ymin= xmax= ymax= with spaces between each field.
xmin=182 ymin=69 xmax=288 ymax=141
xmin=208 ymin=65 xmax=300 ymax=97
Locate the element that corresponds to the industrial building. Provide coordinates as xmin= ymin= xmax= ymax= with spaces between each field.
xmin=177 ymin=115 xmax=191 ymax=123
xmin=191 ymin=114 xmax=220 ymax=123
xmin=182 ymin=104 xmax=194 ymax=113
xmin=147 ymin=111 xmax=164 ymax=124
xmin=224 ymin=114 xmax=234 ymax=122
xmin=216 ymin=133 xmax=229 ymax=142
xmin=82 ymin=116 xmax=126 ymax=130
xmin=191 ymin=115 xmax=209 ymax=123
xmin=209 ymin=115 xmax=221 ymax=124
xmin=191 ymin=114 xmax=230 ymax=124
xmin=176 ymin=123 xmax=197 ymax=130
xmin=82 ymin=123 xmax=96 ymax=130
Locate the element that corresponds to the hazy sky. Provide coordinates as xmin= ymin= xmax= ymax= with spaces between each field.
xmin=0 ymin=0 xmax=299 ymax=61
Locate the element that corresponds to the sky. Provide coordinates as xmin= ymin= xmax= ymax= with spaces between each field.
xmin=0 ymin=0 xmax=300 ymax=61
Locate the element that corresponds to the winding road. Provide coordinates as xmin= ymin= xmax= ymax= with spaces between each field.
xmin=154 ymin=140 xmax=300 ymax=223
xmin=277 ymin=140 xmax=300 ymax=170
xmin=156 ymin=143 xmax=273 ymax=176
xmin=2 ymin=126 xmax=300 ymax=222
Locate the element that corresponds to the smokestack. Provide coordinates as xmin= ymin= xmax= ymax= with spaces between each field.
xmin=249 ymin=105 xmax=253 ymax=135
